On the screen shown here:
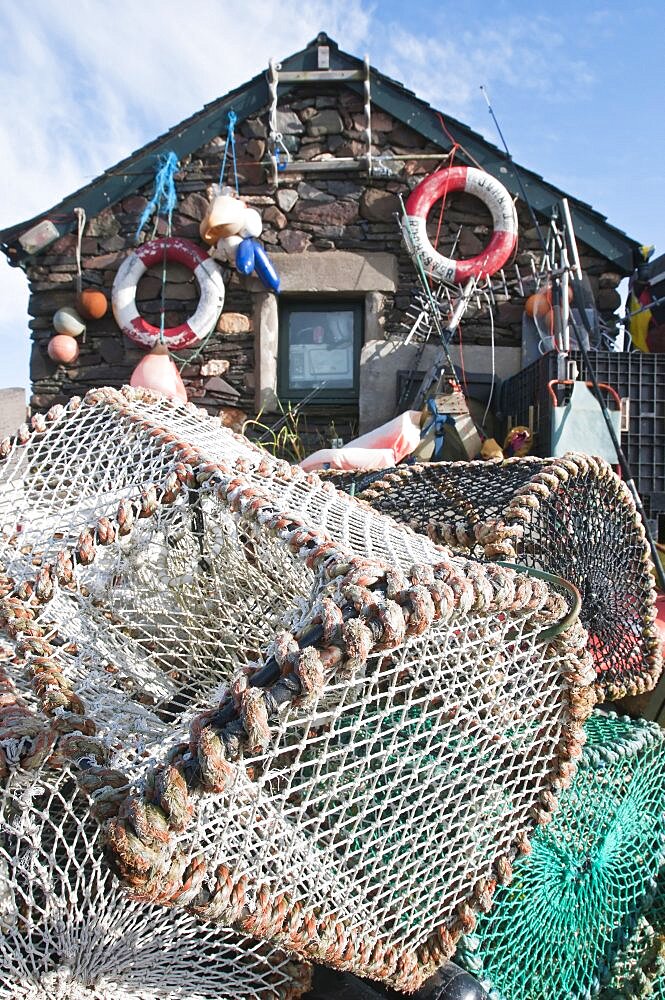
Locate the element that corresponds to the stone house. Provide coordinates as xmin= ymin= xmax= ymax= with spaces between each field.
xmin=0 ymin=33 xmax=638 ymax=445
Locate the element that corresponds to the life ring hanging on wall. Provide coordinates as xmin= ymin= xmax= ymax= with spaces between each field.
xmin=402 ymin=166 xmax=518 ymax=284
xmin=112 ymin=237 xmax=225 ymax=350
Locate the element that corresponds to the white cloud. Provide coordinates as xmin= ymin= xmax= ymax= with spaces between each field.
xmin=0 ymin=0 xmax=373 ymax=392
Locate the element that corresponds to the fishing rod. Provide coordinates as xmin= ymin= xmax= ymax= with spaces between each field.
xmin=480 ymin=85 xmax=548 ymax=255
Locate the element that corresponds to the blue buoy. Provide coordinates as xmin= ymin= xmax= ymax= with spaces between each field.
xmin=235 ymin=238 xmax=255 ymax=276
xmin=253 ymin=241 xmax=281 ymax=293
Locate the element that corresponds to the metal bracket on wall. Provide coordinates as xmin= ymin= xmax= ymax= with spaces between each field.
xmin=267 ymin=42 xmax=372 ymax=186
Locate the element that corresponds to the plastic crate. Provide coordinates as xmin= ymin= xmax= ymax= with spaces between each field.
xmin=500 ymin=351 xmax=665 ymax=533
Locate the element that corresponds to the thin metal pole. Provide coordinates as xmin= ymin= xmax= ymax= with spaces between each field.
xmin=480 ymin=85 xmax=548 ymax=253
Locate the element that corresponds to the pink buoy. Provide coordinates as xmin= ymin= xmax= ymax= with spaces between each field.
xmin=47 ymin=335 xmax=80 ymax=365
xmin=130 ymin=343 xmax=188 ymax=403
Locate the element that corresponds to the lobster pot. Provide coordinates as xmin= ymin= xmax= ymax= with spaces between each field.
xmin=0 ymin=388 xmax=595 ymax=992
xmin=606 ymin=868 xmax=665 ymax=999
xmin=0 ymin=758 xmax=310 ymax=1000
xmin=597 ymin=916 xmax=665 ymax=1000
xmin=456 ymin=711 xmax=665 ymax=1000
xmin=321 ymin=458 xmax=662 ymax=702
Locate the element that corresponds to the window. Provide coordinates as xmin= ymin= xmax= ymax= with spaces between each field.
xmin=278 ymin=300 xmax=363 ymax=404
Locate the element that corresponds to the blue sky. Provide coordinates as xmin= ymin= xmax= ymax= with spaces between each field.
xmin=1 ymin=0 xmax=663 ymax=393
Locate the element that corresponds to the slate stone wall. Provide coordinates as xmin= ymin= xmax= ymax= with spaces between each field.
xmin=24 ymin=86 xmax=623 ymax=427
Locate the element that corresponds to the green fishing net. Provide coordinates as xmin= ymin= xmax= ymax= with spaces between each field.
xmin=457 ymin=711 xmax=665 ymax=1000
xmin=599 ymin=916 xmax=665 ymax=998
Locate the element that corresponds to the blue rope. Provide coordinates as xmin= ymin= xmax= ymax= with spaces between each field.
xmin=218 ymin=111 xmax=239 ymax=192
xmin=422 ymin=398 xmax=453 ymax=459
xmin=135 ymin=151 xmax=180 ymax=242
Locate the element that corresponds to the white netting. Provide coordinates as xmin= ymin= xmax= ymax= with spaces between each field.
xmin=0 ymin=388 xmax=596 ymax=993
xmin=0 ymin=759 xmax=310 ymax=1000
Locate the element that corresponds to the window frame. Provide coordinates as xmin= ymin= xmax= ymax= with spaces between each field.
xmin=277 ymin=298 xmax=364 ymax=405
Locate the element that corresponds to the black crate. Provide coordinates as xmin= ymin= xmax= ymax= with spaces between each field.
xmin=499 ymin=351 xmax=665 ymax=535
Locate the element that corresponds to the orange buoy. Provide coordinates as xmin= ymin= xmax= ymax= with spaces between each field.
xmin=525 ymin=285 xmax=573 ymax=318
xmin=77 ymin=289 xmax=108 ymax=320
xmin=47 ymin=335 xmax=80 ymax=364
xmin=130 ymin=343 xmax=188 ymax=403
xmin=524 ymin=294 xmax=539 ymax=318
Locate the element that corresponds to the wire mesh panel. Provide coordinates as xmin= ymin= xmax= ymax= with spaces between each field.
xmin=322 ymin=457 xmax=661 ymax=702
xmin=0 ymin=389 xmax=596 ymax=993
xmin=456 ymin=711 xmax=665 ymax=1000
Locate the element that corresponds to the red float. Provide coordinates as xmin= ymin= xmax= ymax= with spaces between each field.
xmin=403 ymin=166 xmax=518 ymax=284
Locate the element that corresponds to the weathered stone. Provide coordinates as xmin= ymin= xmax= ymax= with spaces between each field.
xmin=243 ymin=118 xmax=266 ymax=138
xmin=294 ymin=200 xmax=359 ymax=227
xmin=597 ymin=287 xmax=622 ymax=311
xmin=30 ymin=394 xmax=54 ymax=410
xmin=201 ymin=358 xmax=230 ymax=376
xmin=306 ymin=110 xmax=343 ymax=137
xmin=404 ymin=160 xmax=430 ymax=177
xmin=335 ymin=139 xmax=366 ymax=159
xmin=387 ymin=122 xmax=426 ymax=148
xmin=273 ymin=251 xmax=399 ymax=293
xmin=30 ymin=344 xmax=55 ymax=381
xmin=281 ymin=134 xmax=300 ymax=154
xmin=276 ymin=110 xmax=304 ymax=135
xmin=82 ymin=251 xmax=124 ymax=270
xmin=368 ymin=110 xmax=394 ymax=131
xmin=299 ymin=143 xmax=328 ymax=162
xmin=179 ymin=193 xmax=209 ymax=221
xmin=100 ymin=235 xmax=127 ymax=252
xmin=300 ymin=107 xmax=318 ymax=122
xmin=98 ymin=338 xmax=125 ymax=364
xmin=276 ymin=189 xmax=299 ymax=212
xmin=216 ymin=312 xmax=251 ymax=334
xmin=338 ymin=91 xmax=364 ymax=112
xmin=315 ymin=96 xmax=337 ymax=109
xmin=496 ymin=301 xmax=525 ymax=325
xmin=263 ymin=205 xmax=287 ymax=230
xmin=359 ymin=189 xmax=400 ymax=222
xmin=28 ymin=289 xmax=79 ymax=316
xmin=238 ymin=162 xmax=266 ymax=186
xmin=297 ymin=182 xmax=334 ymax=203
xmin=327 ymin=181 xmax=357 ymax=198
xmin=278 ymin=230 xmax=311 ymax=253
xmin=456 ymin=229 xmax=486 ymax=258
xmin=200 ymin=136 xmax=224 ymax=156
xmin=87 ymin=208 xmax=122 ymax=238
xmin=599 ymin=271 xmax=622 ymax=288
xmin=218 ymin=406 xmax=247 ymax=431
xmin=167 ymin=218 xmax=200 ymax=239
xmin=246 ymin=138 xmax=266 ymax=160
xmin=205 ymin=376 xmax=240 ymax=398
xmin=119 ymin=197 xmax=148 ymax=216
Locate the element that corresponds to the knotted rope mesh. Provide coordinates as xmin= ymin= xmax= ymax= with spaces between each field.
xmin=322 ymin=459 xmax=661 ymax=701
xmin=0 ymin=389 xmax=596 ymax=992
xmin=456 ymin=710 xmax=665 ymax=1000
xmin=0 ymin=757 xmax=309 ymax=999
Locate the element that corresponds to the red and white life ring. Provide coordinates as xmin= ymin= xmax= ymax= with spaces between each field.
xmin=112 ymin=237 xmax=225 ymax=350
xmin=403 ymin=166 xmax=518 ymax=284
